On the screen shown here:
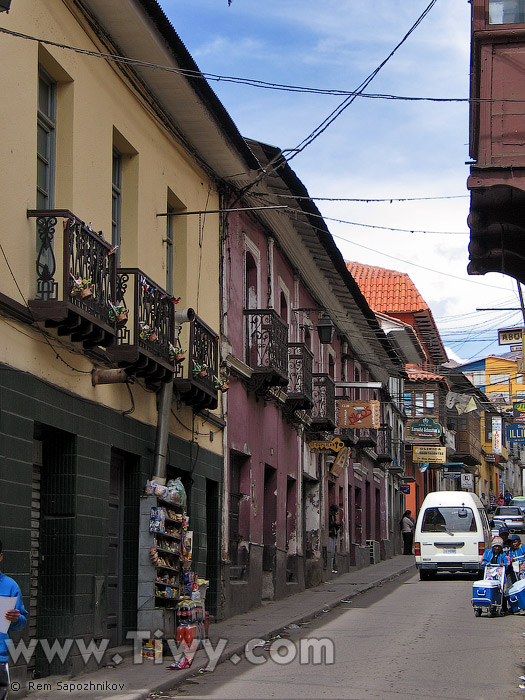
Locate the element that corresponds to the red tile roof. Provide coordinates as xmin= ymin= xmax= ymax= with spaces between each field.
xmin=406 ymin=364 xmax=446 ymax=382
xmin=346 ymin=262 xmax=429 ymax=313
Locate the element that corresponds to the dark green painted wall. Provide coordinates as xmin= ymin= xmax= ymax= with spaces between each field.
xmin=0 ymin=365 xmax=222 ymax=672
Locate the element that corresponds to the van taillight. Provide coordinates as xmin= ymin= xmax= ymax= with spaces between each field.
xmin=479 ymin=542 xmax=485 ymax=556
xmin=414 ymin=542 xmax=421 ymax=556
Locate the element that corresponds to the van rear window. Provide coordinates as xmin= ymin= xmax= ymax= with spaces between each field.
xmin=421 ymin=507 xmax=477 ymax=533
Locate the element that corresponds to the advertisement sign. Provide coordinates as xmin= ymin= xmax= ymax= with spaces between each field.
xmin=492 ymin=416 xmax=502 ymax=454
xmin=506 ymin=424 xmax=525 ymax=443
xmin=498 ymin=327 xmax=524 ymax=345
xmin=400 ymin=485 xmax=410 ymax=495
xmin=513 ymin=402 xmax=525 ymax=424
xmin=308 ymin=438 xmax=344 ymax=453
xmin=412 ymin=445 xmax=446 ymax=463
xmin=330 ymin=447 xmax=350 ymax=478
xmin=336 ymin=400 xmax=380 ymax=429
xmin=409 ymin=417 xmax=443 ymax=439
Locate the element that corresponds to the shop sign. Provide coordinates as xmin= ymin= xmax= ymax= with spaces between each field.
xmin=412 ymin=445 xmax=446 ymax=463
xmin=330 ymin=447 xmax=350 ymax=477
xmin=506 ymin=424 xmax=525 ymax=443
xmin=443 ymin=471 xmax=461 ymax=479
xmin=492 ymin=416 xmax=502 ymax=454
xmin=498 ymin=327 xmax=524 ymax=345
xmin=409 ymin=417 xmax=443 ymax=439
xmin=336 ymin=400 xmax=380 ymax=429
xmin=400 ymin=484 xmax=410 ymax=495
xmin=513 ymin=402 xmax=525 ymax=424
xmin=308 ymin=437 xmax=344 ymax=453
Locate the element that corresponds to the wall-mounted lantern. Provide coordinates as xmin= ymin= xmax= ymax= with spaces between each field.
xmin=316 ymin=314 xmax=335 ymax=344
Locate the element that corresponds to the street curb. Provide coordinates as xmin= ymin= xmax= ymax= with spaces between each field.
xmin=140 ymin=562 xmax=416 ymax=699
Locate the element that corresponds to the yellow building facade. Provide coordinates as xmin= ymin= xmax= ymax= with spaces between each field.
xmin=0 ymin=0 xmax=259 ymax=680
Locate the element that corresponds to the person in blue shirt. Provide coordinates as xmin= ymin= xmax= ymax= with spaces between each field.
xmin=0 ymin=540 xmax=27 ymax=700
xmin=481 ymin=536 xmax=510 ymax=569
xmin=508 ymin=534 xmax=525 ymax=560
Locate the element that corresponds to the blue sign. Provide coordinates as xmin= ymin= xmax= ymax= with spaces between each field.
xmin=506 ymin=424 xmax=525 ymax=442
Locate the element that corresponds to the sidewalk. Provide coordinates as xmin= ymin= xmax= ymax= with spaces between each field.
xmin=24 ymin=555 xmax=415 ymax=700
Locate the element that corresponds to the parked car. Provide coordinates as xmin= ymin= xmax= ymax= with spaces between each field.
xmin=491 ymin=518 xmax=506 ymax=538
xmin=492 ymin=506 xmax=525 ymax=533
xmin=510 ymin=497 xmax=525 ymax=515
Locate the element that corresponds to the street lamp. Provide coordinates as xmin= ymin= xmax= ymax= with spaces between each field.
xmin=316 ymin=314 xmax=335 ymax=344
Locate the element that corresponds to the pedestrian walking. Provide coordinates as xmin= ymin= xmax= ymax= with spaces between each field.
xmin=480 ymin=492 xmax=488 ymax=510
xmin=328 ymin=504 xmax=341 ymax=573
xmin=505 ymin=490 xmax=512 ymax=505
xmin=0 ymin=540 xmax=27 ymax=700
xmin=401 ymin=510 xmax=415 ymax=555
xmin=489 ymin=492 xmax=495 ymax=512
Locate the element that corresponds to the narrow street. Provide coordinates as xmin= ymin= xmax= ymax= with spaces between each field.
xmin=170 ymin=570 xmax=525 ymax=700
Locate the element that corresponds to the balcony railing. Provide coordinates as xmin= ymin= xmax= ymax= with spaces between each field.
xmin=27 ymin=210 xmax=117 ymax=348
xmin=375 ymin=424 xmax=393 ymax=462
xmin=356 ymin=428 xmax=377 ymax=448
xmin=388 ymin=439 xmax=406 ymax=473
xmin=174 ymin=315 xmax=219 ymax=411
xmin=309 ymin=373 xmax=336 ymax=432
xmin=335 ymin=427 xmax=357 ymax=446
xmin=106 ymin=269 xmax=175 ymax=383
xmin=244 ymin=309 xmax=288 ymax=394
xmin=285 ymin=343 xmax=313 ymax=412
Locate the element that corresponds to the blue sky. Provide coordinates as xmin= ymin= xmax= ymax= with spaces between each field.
xmin=159 ymin=0 xmax=524 ymax=364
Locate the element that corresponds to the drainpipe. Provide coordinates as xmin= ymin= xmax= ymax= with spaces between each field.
xmin=151 ymin=308 xmax=195 ymax=484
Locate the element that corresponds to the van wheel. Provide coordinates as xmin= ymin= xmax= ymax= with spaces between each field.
xmin=419 ymin=569 xmax=430 ymax=581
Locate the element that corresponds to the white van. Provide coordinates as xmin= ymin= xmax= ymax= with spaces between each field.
xmin=414 ymin=491 xmax=491 ymax=580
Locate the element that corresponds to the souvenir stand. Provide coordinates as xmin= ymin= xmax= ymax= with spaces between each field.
xmin=138 ymin=479 xmax=207 ymax=660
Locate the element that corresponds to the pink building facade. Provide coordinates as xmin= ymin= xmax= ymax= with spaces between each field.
xmin=218 ymin=142 xmax=407 ymax=618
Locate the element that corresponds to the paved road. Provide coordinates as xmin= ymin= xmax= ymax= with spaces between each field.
xmin=168 ymin=570 xmax=525 ymax=700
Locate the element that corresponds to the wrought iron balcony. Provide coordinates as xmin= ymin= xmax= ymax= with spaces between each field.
xmin=285 ymin=343 xmax=313 ymax=412
xmin=309 ymin=373 xmax=336 ymax=432
xmin=356 ymin=427 xmax=378 ymax=448
xmin=244 ymin=309 xmax=288 ymax=395
xmin=27 ymin=210 xmax=117 ymax=349
xmin=375 ymin=424 xmax=393 ymax=463
xmin=388 ymin=440 xmax=406 ymax=473
xmin=105 ymin=269 xmax=175 ymax=384
xmin=173 ymin=315 xmax=219 ymax=411
xmin=334 ymin=427 xmax=357 ymax=446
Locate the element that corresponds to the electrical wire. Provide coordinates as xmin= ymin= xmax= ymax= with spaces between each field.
xmin=283 ymin=0 xmax=438 ymax=164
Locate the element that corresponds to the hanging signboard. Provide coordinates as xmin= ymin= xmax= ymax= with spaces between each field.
xmin=409 ymin=417 xmax=443 ymax=439
xmin=336 ymin=400 xmax=380 ymax=429
xmin=330 ymin=447 xmax=350 ymax=477
xmin=513 ymin=402 xmax=525 ymax=424
xmin=498 ymin=327 xmax=524 ymax=345
xmin=506 ymin=424 xmax=525 ymax=443
xmin=492 ymin=416 xmax=502 ymax=454
xmin=400 ymin=484 xmax=410 ymax=495
xmin=308 ymin=438 xmax=344 ymax=453
xmin=412 ymin=445 xmax=446 ymax=463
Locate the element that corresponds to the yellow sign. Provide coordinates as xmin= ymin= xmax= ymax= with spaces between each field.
xmin=308 ymin=438 xmax=344 ymax=453
xmin=330 ymin=447 xmax=350 ymax=477
xmin=336 ymin=400 xmax=380 ymax=429
xmin=412 ymin=445 xmax=446 ymax=464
